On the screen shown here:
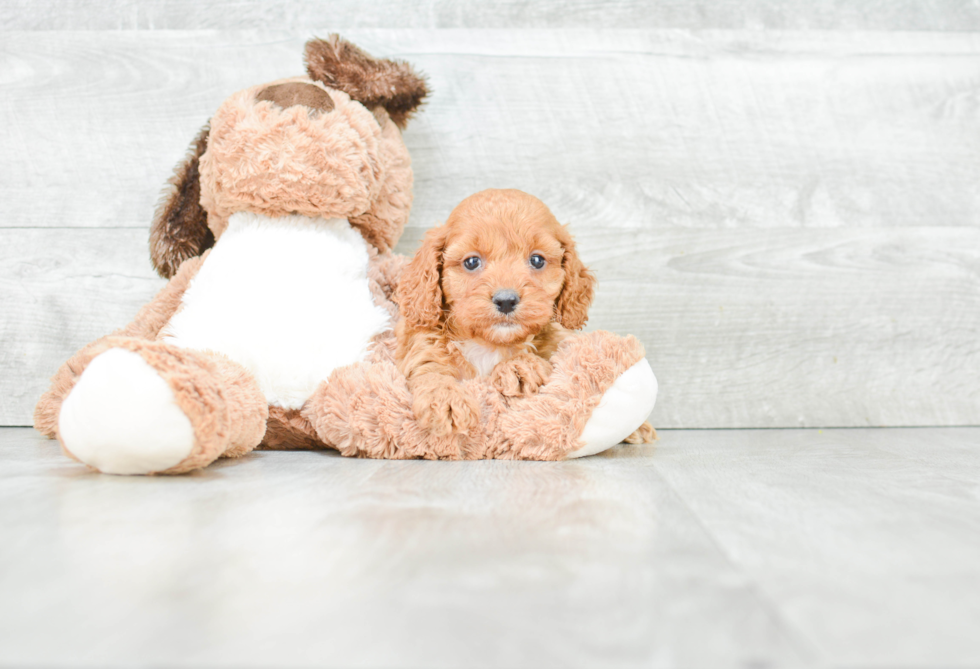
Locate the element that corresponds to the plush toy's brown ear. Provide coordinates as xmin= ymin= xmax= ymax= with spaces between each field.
xmin=397 ymin=225 xmax=447 ymax=330
xmin=554 ymin=225 xmax=597 ymax=330
xmin=149 ymin=123 xmax=214 ymax=279
xmin=304 ymin=35 xmax=428 ymax=129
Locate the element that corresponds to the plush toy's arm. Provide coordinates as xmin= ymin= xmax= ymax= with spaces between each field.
xmin=120 ymin=252 xmax=207 ymax=340
xmin=305 ymin=329 xmax=657 ymax=461
xmin=33 ymin=254 xmax=207 ymax=437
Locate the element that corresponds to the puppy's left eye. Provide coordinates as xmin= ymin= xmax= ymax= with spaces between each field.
xmin=529 ymin=254 xmax=546 ymax=270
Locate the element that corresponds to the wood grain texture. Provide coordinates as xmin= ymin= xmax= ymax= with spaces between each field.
xmin=4 ymin=0 xmax=980 ymax=31
xmin=652 ymin=428 xmax=980 ymax=665
xmin=4 ymin=226 xmax=978 ymax=427
xmin=3 ymin=29 xmax=979 ymax=427
xmin=2 ymin=30 xmax=980 ymax=233
xmin=4 ymin=426 xmax=980 ymax=666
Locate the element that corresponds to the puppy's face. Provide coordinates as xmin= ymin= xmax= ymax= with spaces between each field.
xmin=441 ymin=204 xmax=567 ymax=345
xmin=397 ymin=189 xmax=595 ymax=348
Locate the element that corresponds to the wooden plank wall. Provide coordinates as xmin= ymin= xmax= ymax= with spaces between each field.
xmin=2 ymin=3 xmax=979 ymax=428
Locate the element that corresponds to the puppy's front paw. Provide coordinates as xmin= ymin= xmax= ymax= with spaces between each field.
xmin=492 ymin=354 xmax=552 ymax=398
xmin=411 ymin=375 xmax=480 ymax=438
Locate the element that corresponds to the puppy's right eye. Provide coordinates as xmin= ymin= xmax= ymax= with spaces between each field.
xmin=463 ymin=256 xmax=482 ymax=271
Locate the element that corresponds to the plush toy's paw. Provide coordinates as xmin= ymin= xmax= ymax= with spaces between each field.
xmin=566 ymin=358 xmax=658 ymax=459
xmin=491 ymin=354 xmax=552 ymax=397
xmin=624 ymin=421 xmax=657 ymax=444
xmin=411 ymin=374 xmax=480 ymax=438
xmin=58 ymin=348 xmax=196 ymax=475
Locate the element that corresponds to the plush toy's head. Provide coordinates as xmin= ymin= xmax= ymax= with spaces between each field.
xmin=150 ymin=35 xmax=428 ymax=278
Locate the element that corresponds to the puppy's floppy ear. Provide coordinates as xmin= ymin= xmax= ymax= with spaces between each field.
xmin=397 ymin=225 xmax=447 ymax=330
xmin=149 ymin=123 xmax=215 ymax=279
xmin=554 ymin=225 xmax=596 ymax=330
xmin=304 ymin=35 xmax=428 ymax=129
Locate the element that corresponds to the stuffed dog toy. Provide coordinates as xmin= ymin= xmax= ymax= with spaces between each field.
xmin=34 ymin=36 xmax=658 ymax=474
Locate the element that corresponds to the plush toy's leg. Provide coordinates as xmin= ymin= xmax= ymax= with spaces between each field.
xmin=53 ymin=338 xmax=267 ymax=475
xmin=306 ymin=331 xmax=658 ymax=462
xmin=564 ymin=358 xmax=658 ymax=459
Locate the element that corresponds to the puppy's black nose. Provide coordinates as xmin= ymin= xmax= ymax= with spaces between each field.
xmin=492 ymin=289 xmax=520 ymax=314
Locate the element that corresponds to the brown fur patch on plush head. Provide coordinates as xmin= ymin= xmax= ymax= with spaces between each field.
xmin=256 ymin=82 xmax=335 ymax=114
xmin=305 ymin=35 xmax=428 ymax=129
xmin=149 ymin=123 xmax=214 ymax=278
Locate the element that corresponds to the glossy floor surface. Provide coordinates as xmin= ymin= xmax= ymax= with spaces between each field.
xmin=2 ymin=427 xmax=979 ymax=668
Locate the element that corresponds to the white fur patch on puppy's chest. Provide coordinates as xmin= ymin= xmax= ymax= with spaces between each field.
xmin=454 ymin=340 xmax=505 ymax=377
xmin=162 ymin=212 xmax=390 ymax=409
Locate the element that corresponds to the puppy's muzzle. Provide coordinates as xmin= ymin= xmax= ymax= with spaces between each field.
xmin=492 ymin=289 xmax=520 ymax=315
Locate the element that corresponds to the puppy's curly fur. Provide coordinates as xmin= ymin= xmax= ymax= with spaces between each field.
xmin=395 ymin=189 xmax=596 ymax=437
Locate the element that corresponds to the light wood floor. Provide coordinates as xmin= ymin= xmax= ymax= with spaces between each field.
xmin=3 ymin=426 xmax=978 ymax=668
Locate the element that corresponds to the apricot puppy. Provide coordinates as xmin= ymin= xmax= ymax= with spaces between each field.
xmin=396 ymin=189 xmax=596 ymax=437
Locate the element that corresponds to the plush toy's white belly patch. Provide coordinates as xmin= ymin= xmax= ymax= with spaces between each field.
xmin=162 ymin=212 xmax=390 ymax=409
